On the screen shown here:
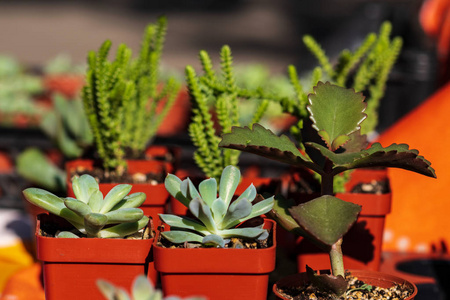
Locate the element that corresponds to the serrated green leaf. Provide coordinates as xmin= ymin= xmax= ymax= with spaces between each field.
xmin=219 ymin=124 xmax=320 ymax=173
xmin=289 ymin=195 xmax=361 ymax=246
xmin=308 ymin=82 xmax=367 ymax=151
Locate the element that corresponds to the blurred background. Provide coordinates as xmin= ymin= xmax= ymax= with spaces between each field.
xmin=1 ymin=0 xmax=449 ymax=299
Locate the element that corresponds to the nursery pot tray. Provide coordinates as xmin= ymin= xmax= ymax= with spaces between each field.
xmin=154 ymin=219 xmax=277 ymax=300
xmin=36 ymin=214 xmax=155 ymax=300
xmin=273 ymin=269 xmax=418 ymax=300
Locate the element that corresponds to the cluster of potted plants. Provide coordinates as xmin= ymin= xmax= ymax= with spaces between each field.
xmin=18 ymin=16 xmax=437 ymax=300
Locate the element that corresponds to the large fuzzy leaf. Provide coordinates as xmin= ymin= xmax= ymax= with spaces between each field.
xmin=219 ymin=124 xmax=320 ymax=173
xmin=308 ymin=142 xmax=436 ymax=178
xmin=307 ymin=82 xmax=366 ymax=151
xmin=289 ymin=195 xmax=361 ymax=246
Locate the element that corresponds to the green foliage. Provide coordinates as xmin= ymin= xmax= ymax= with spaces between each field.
xmin=220 ymin=82 xmax=435 ymax=286
xmin=0 ymin=55 xmax=44 ymax=125
xmin=161 ymin=165 xmax=274 ymax=247
xmin=23 ymin=174 xmax=148 ymax=238
xmin=186 ymin=46 xmax=273 ymax=180
xmin=16 ymin=148 xmax=66 ymax=192
xmin=97 ymin=274 xmax=205 ymax=300
xmin=82 ymin=17 xmax=180 ymax=175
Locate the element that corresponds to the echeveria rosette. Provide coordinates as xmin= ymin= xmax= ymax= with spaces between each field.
xmin=23 ymin=174 xmax=149 ymax=238
xmin=160 ymin=165 xmax=274 ymax=248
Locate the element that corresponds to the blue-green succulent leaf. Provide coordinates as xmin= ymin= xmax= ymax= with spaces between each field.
xmin=188 ymin=179 xmax=202 ymax=201
xmin=22 ymin=188 xmax=83 ymax=225
xmin=72 ymin=174 xmax=99 ymax=204
xmin=211 ymin=197 xmax=227 ymax=224
xmin=235 ymin=183 xmax=256 ymax=203
xmin=96 ymin=279 xmax=117 ymax=300
xmin=105 ymin=208 xmax=144 ymax=224
xmin=56 ymin=231 xmax=80 ymax=238
xmin=161 ymin=230 xmax=204 ymax=244
xmin=159 ymin=214 xmax=209 ymax=235
xmin=85 ymin=212 xmax=108 ymax=237
xmin=165 ymin=174 xmax=190 ymax=207
xmin=98 ymin=216 xmax=149 ymax=238
xmin=219 ymin=165 xmax=240 ymax=206
xmin=221 ymin=197 xmax=252 ymax=229
xmin=88 ymin=190 xmax=103 ymax=213
xmin=64 ymin=197 xmax=92 ymax=217
xmin=110 ymin=192 xmax=146 ymax=211
xmin=235 ymin=196 xmax=274 ymax=225
xmin=202 ymin=234 xmax=225 ymax=248
xmin=199 ymin=178 xmax=217 ymax=207
xmin=132 ymin=274 xmax=154 ymax=300
xmin=100 ymin=184 xmax=132 ymax=214
xmin=189 ymin=197 xmax=217 ymax=233
xmin=219 ymin=227 xmax=267 ymax=239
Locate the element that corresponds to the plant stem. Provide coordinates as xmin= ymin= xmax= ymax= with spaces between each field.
xmin=321 ymin=159 xmax=334 ymax=196
xmin=330 ymin=238 xmax=345 ymax=277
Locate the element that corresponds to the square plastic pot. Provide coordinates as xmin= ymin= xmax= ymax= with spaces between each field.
xmin=154 ymin=219 xmax=277 ymax=300
xmin=36 ymin=214 xmax=155 ymax=300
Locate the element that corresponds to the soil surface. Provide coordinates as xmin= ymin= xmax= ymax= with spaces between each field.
xmin=276 ymin=272 xmax=414 ymax=300
xmin=70 ymin=165 xmax=165 ymax=184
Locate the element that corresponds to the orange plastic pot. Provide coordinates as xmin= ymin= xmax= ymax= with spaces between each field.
xmin=154 ymin=219 xmax=277 ymax=300
xmin=66 ymin=159 xmax=172 ymax=227
xmin=273 ymin=269 xmax=418 ymax=300
xmin=36 ymin=214 xmax=155 ymax=300
xmin=292 ymin=169 xmax=391 ymax=272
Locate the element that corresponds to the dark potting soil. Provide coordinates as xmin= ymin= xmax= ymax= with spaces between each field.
xmin=69 ymin=165 xmax=165 ymax=185
xmin=276 ymin=272 xmax=414 ymax=300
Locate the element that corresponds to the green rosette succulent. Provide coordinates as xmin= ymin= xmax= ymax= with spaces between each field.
xmin=97 ymin=274 xmax=204 ymax=300
xmin=160 ymin=165 xmax=274 ymax=248
xmin=23 ymin=174 xmax=149 ymax=238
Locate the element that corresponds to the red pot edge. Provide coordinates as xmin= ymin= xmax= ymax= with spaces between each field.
xmin=272 ymin=269 xmax=418 ymax=300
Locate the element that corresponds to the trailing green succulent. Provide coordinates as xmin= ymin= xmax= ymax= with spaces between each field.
xmin=82 ymin=16 xmax=180 ymax=175
xmin=23 ymin=174 xmax=149 ymax=238
xmin=186 ymin=46 xmax=272 ymax=180
xmin=97 ymin=274 xmax=204 ymax=300
xmin=219 ymin=82 xmax=435 ymax=296
xmin=160 ymin=165 xmax=274 ymax=248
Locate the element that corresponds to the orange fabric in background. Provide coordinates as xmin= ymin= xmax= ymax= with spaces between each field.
xmin=376 ymin=82 xmax=450 ymax=253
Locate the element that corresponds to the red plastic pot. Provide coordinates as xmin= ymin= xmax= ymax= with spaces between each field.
xmin=66 ymin=159 xmax=173 ymax=227
xmin=291 ymin=169 xmax=391 ymax=272
xmin=273 ymin=269 xmax=418 ymax=300
xmin=154 ymin=219 xmax=277 ymax=300
xmin=36 ymin=214 xmax=155 ymax=300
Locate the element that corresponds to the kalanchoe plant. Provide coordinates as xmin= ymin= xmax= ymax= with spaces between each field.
xmin=160 ymin=165 xmax=274 ymax=248
xmin=22 ymin=174 xmax=149 ymax=238
xmin=219 ymin=82 xmax=436 ymax=296
xmin=82 ymin=16 xmax=180 ymax=176
xmin=97 ymin=274 xmax=204 ymax=300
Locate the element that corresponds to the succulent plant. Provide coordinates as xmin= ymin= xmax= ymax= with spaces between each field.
xmin=160 ymin=165 xmax=274 ymax=248
xmin=97 ymin=274 xmax=204 ymax=300
xmin=219 ymin=82 xmax=435 ymax=296
xmin=22 ymin=174 xmax=149 ymax=238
